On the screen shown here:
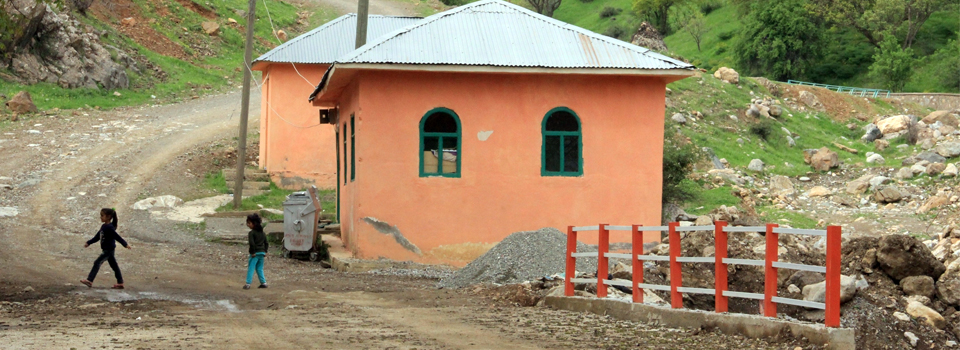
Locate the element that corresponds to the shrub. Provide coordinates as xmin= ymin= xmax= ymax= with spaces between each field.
xmin=600 ymin=6 xmax=623 ymax=18
xmin=603 ymin=26 xmax=626 ymax=39
xmin=749 ymin=120 xmax=775 ymax=141
xmin=716 ymin=30 xmax=735 ymax=42
xmin=715 ymin=42 xmax=727 ymax=55
xmin=699 ymin=0 xmax=722 ymax=15
xmin=869 ymin=33 xmax=914 ymax=92
xmin=662 ymin=134 xmax=701 ymax=205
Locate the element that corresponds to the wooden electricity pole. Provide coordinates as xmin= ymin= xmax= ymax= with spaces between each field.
xmin=233 ymin=0 xmax=257 ymax=209
xmin=356 ymin=0 xmax=369 ymax=49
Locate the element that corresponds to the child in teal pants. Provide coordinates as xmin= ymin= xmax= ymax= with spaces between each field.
xmin=244 ymin=214 xmax=268 ymax=289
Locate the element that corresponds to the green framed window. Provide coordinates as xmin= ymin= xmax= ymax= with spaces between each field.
xmin=342 ymin=122 xmax=348 ymax=185
xmin=419 ymin=108 xmax=461 ymax=177
xmin=350 ymin=115 xmax=356 ymax=182
xmin=542 ymin=107 xmax=582 ymax=176
xmin=335 ymin=128 xmax=340 ymax=222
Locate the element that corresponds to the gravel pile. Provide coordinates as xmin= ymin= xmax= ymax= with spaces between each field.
xmin=438 ymin=227 xmax=599 ymax=289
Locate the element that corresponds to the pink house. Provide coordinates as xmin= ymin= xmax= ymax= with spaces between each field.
xmin=310 ymin=0 xmax=694 ymax=265
xmin=252 ymin=14 xmax=420 ymax=189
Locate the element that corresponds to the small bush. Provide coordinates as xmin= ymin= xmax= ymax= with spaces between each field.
xmin=715 ymin=42 xmax=727 ymax=54
xmin=603 ymin=26 xmax=626 ymax=39
xmin=700 ymin=0 xmax=722 ymax=15
xmin=717 ymin=30 xmax=735 ymax=42
xmin=662 ymin=128 xmax=701 ymax=205
xmin=749 ymin=120 xmax=775 ymax=141
xmin=600 ymin=6 xmax=623 ymax=18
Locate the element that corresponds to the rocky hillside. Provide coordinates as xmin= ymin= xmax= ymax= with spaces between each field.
xmin=0 ymin=0 xmax=321 ymax=112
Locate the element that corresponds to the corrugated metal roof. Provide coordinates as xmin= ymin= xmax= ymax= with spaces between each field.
xmin=253 ymin=14 xmax=422 ymax=64
xmin=337 ymin=0 xmax=694 ymax=70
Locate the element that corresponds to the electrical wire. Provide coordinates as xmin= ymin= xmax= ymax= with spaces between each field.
xmin=260 ymin=0 xmax=317 ymax=88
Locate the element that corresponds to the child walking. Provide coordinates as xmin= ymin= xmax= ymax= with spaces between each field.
xmin=81 ymin=208 xmax=131 ymax=289
xmin=244 ymin=213 xmax=269 ymax=290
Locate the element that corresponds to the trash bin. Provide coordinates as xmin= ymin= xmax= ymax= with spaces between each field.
xmin=282 ymin=186 xmax=322 ymax=261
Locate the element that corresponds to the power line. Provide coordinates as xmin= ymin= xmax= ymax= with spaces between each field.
xmin=260 ymin=0 xmax=317 ymax=88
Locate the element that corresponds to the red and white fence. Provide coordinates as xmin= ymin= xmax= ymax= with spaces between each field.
xmin=564 ymin=222 xmax=842 ymax=327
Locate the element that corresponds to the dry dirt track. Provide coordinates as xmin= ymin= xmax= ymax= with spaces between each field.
xmin=0 ymin=91 xmax=807 ymax=349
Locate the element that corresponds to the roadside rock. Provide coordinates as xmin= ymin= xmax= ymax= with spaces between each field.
xmin=906 ymin=301 xmax=946 ymax=329
xmin=769 ymin=105 xmax=782 ymax=117
xmin=936 ymin=142 xmax=960 ymax=158
xmin=861 ymin=123 xmax=881 ymax=142
xmin=747 ymin=159 xmax=764 ymax=172
xmin=802 ymin=149 xmax=819 ymax=164
xmin=0 ymin=207 xmax=19 ymax=217
xmin=944 ymin=163 xmax=958 ymax=177
xmin=806 ymin=186 xmax=831 ymax=197
xmin=906 ymin=151 xmax=948 ymax=165
xmin=876 ymin=115 xmax=912 ymax=135
xmin=875 ymin=139 xmax=890 ymax=151
xmin=5 ymin=91 xmax=38 ymax=114
xmin=846 ymin=174 xmax=873 ymax=194
xmin=874 ymin=186 xmax=902 ymax=203
xmin=810 ymin=147 xmax=839 ymax=171
xmin=900 ymin=275 xmax=935 ymax=298
xmin=895 ymin=167 xmax=914 ymax=179
xmin=866 ymin=153 xmax=885 ymax=164
xmin=801 ymin=275 xmax=857 ymax=304
xmin=905 ymin=332 xmax=919 ymax=347
xmin=769 ymin=175 xmax=795 ymax=196
xmin=132 ymin=195 xmax=184 ymax=210
xmin=926 ymin=162 xmax=946 ymax=175
xmin=922 ymin=110 xmax=959 ymax=128
xmin=713 ymin=67 xmax=739 ymax=84
xmin=869 ymin=176 xmax=891 ymax=190
xmin=918 ymin=194 xmax=950 ymax=214
xmin=202 ymin=21 xmax=220 ymax=36
xmin=877 ymin=234 xmax=946 ymax=281
xmin=671 ymin=113 xmax=686 ymax=124
xmin=798 ymin=91 xmax=823 ymax=111
xmin=788 ymin=270 xmax=825 ymax=289
xmin=937 ymin=259 xmax=960 ymax=306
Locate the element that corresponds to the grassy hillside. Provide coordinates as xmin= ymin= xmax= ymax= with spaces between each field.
xmin=0 ymin=0 xmax=338 ymax=111
xmin=553 ymin=0 xmax=640 ymax=40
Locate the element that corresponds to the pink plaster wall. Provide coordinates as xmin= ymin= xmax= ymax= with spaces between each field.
xmin=335 ymin=70 xmax=669 ymax=266
xmin=258 ymin=63 xmax=337 ymax=189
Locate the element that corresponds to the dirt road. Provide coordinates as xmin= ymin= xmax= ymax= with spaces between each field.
xmin=0 ymin=91 xmax=805 ymax=349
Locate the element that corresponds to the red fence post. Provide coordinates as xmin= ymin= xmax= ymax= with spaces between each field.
xmin=763 ymin=223 xmax=779 ymax=317
xmin=715 ymin=221 xmax=729 ymax=313
xmin=632 ymin=225 xmax=643 ymax=303
xmin=669 ymin=222 xmax=682 ymax=309
xmin=597 ymin=224 xmax=609 ymax=298
xmin=565 ymin=225 xmax=576 ymax=297
xmin=825 ymin=225 xmax=842 ymax=327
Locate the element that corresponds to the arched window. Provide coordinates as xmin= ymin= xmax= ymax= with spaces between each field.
xmin=542 ymin=107 xmax=582 ymax=176
xmin=419 ymin=108 xmax=461 ymax=177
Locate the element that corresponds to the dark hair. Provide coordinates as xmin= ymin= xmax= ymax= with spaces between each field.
xmin=247 ymin=213 xmax=263 ymax=231
xmin=101 ymin=208 xmax=118 ymax=228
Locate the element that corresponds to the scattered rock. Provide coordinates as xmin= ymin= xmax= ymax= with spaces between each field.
xmin=875 ymin=139 xmax=890 ymax=151
xmin=846 ymin=174 xmax=873 ymax=194
xmin=769 ymin=105 xmax=782 ymax=117
xmin=893 ymin=311 xmax=911 ymax=322
xmin=629 ymin=21 xmax=667 ymax=52
xmin=788 ymin=270 xmax=825 ymax=289
xmin=802 ymin=275 xmax=857 ymax=304
xmin=876 ymin=115 xmax=912 ymax=135
xmin=862 ymin=123 xmax=882 ymax=142
xmin=918 ymin=194 xmax=950 ymax=214
xmin=22 ymin=286 xmax=33 ymax=292
xmin=901 ymin=275 xmax=936 ymax=298
xmin=833 ymin=142 xmax=858 ymax=154
xmin=769 ymin=175 xmax=796 ymax=196
xmin=910 ymin=164 xmax=927 ymax=175
xmin=869 ymin=176 xmax=891 ymax=190
xmin=787 ymin=284 xmax=801 ymax=293
xmin=926 ymin=162 xmax=946 ymax=175
xmin=276 ymin=30 xmax=287 ymax=41
xmin=227 ymin=18 xmax=238 ymax=24
xmin=131 ymin=195 xmax=184 ymax=210
xmin=936 ymin=142 xmax=960 ymax=158
xmin=6 ymin=91 xmax=38 ymax=114
xmin=671 ymin=113 xmax=686 ymax=124
xmin=806 ymin=186 xmax=831 ymax=197
xmin=944 ymin=163 xmax=958 ymax=177
xmin=937 ymin=259 xmax=960 ymax=306
xmin=746 ymin=106 xmax=760 ymax=118
xmin=922 ymin=110 xmax=959 ymax=128
xmin=866 ymin=153 xmax=885 ymax=164
xmin=810 ymin=147 xmax=839 ymax=171
xmin=202 ymin=21 xmax=220 ymax=36
xmin=906 ymin=301 xmax=946 ymax=329
xmin=0 ymin=207 xmax=19 ymax=217
xmin=877 ymin=234 xmax=946 ymax=281
xmin=896 ymin=167 xmax=915 ymax=180
xmin=802 ymin=149 xmax=819 ymax=164
xmin=747 ymin=159 xmax=764 ymax=172
xmin=120 ymin=17 xmax=136 ymax=26
xmin=798 ymin=91 xmax=823 ymax=111
xmin=713 ymin=67 xmax=739 ymax=84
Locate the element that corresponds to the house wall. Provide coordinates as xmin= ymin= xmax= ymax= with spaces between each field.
xmin=340 ymin=70 xmax=668 ymax=266
xmin=259 ymin=63 xmax=337 ymax=189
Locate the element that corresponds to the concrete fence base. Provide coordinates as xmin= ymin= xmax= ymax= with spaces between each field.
xmin=543 ymin=296 xmax=856 ymax=350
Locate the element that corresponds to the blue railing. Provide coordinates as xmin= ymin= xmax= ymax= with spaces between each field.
xmin=785 ymin=80 xmax=891 ymax=98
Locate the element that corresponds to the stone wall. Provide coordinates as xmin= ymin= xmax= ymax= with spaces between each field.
xmin=887 ymin=93 xmax=960 ymax=111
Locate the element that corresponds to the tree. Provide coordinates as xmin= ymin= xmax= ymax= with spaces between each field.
xmin=525 ymin=0 xmax=562 ymax=17
xmin=869 ymin=33 xmax=915 ymax=91
xmin=807 ymin=0 xmax=959 ymax=49
xmin=673 ymin=4 xmax=708 ymax=51
xmin=733 ymin=0 xmax=824 ymax=80
xmin=632 ymin=0 xmax=679 ymax=35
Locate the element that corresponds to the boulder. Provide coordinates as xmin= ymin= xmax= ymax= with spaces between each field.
xmin=747 ymin=159 xmax=764 ymax=172
xmin=869 ymin=176 xmax=891 ymax=190
xmin=806 ymin=186 xmax=832 ymax=197
xmin=746 ymin=106 xmax=760 ymax=118
xmin=611 ymin=261 xmax=632 ymax=280
xmin=900 ymin=275 xmax=936 ymax=298
xmin=937 ymin=259 xmax=960 ymax=306
xmin=861 ymin=123 xmax=882 ymax=142
xmin=866 ymin=153 xmax=885 ymax=164
xmin=895 ymin=167 xmax=914 ymax=180
xmin=227 ymin=18 xmax=238 ymax=24
xmin=802 ymin=149 xmax=819 ymax=164
xmin=877 ymin=234 xmax=946 ymax=281
xmin=713 ymin=67 xmax=739 ymax=84
xmin=120 ymin=17 xmax=136 ymax=26
xmin=769 ymin=105 xmax=782 ymax=117
xmin=202 ymin=21 xmax=220 ymax=36
xmin=922 ymin=110 xmax=959 ymax=128
xmin=910 ymin=164 xmax=927 ymax=174
xmin=276 ymin=29 xmax=287 ymax=41
xmin=876 ymin=115 xmax=912 ymax=135
xmin=810 ymin=147 xmax=839 ymax=171
xmin=788 ymin=270 xmax=825 ymax=289
xmin=917 ymin=194 xmax=950 ymax=214
xmin=798 ymin=91 xmax=823 ymax=111
xmin=926 ymin=162 xmax=946 ymax=175
xmin=906 ymin=301 xmax=946 ymax=329
xmin=910 ymin=151 xmax=948 ymax=165
xmin=132 ymin=195 xmax=184 ymax=210
xmin=936 ymin=142 xmax=960 ymax=158
xmin=769 ymin=175 xmax=795 ymax=196
xmin=944 ymin=163 xmax=958 ymax=177
xmin=802 ymin=275 xmax=857 ymax=304
xmin=671 ymin=113 xmax=686 ymax=124
xmin=629 ymin=21 xmax=667 ymax=52
xmin=5 ymin=91 xmax=38 ymax=114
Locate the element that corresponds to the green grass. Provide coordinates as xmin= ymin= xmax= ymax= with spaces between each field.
xmin=757 ymin=207 xmax=819 ymax=228
xmin=217 ymin=182 xmax=295 ymax=212
xmin=553 ymin=0 xmax=641 ymax=41
xmin=662 ymin=5 xmax=740 ymax=71
xmin=685 ymin=185 xmax=740 ymax=215
xmin=204 ymin=171 xmax=231 ymax=194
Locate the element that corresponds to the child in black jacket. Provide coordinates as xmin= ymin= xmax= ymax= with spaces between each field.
xmin=81 ymin=208 xmax=132 ymax=289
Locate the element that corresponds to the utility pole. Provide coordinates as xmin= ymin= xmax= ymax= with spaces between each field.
xmin=356 ymin=0 xmax=369 ymax=49
xmin=233 ymin=0 xmax=257 ymax=209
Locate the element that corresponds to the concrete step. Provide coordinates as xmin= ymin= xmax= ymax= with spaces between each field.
xmin=225 ymin=181 xmax=270 ymax=190
xmin=226 ymin=188 xmax=267 ymax=197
